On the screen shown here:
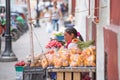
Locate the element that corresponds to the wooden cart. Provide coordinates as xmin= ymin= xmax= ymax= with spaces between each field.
xmin=47 ymin=67 xmax=96 ymax=80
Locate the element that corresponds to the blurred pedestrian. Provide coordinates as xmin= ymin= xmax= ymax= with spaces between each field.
xmin=34 ymin=1 xmax=44 ymax=27
xmin=50 ymin=1 xmax=62 ymax=32
xmin=64 ymin=13 xmax=75 ymax=28
xmin=0 ymin=6 xmax=5 ymax=14
xmin=60 ymin=2 xmax=68 ymax=17
xmin=44 ymin=6 xmax=50 ymax=23
xmin=44 ymin=6 xmax=53 ymax=33
xmin=0 ymin=13 xmax=6 ymax=37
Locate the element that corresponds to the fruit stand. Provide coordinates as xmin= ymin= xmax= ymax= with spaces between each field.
xmin=24 ymin=37 xmax=96 ymax=80
xmin=14 ymin=30 xmax=96 ymax=80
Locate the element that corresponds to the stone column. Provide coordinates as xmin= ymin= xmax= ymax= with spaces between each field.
xmin=68 ymin=0 xmax=72 ymax=14
xmin=96 ymin=24 xmax=105 ymax=80
xmin=86 ymin=0 xmax=95 ymax=41
xmin=89 ymin=0 xmax=95 ymax=17
xmin=75 ymin=0 xmax=88 ymax=41
xmin=99 ymin=0 xmax=110 ymax=26
xmin=96 ymin=0 xmax=110 ymax=80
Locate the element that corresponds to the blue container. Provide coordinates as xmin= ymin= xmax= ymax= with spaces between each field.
xmin=56 ymin=36 xmax=64 ymax=41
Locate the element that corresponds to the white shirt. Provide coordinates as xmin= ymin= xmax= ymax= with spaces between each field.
xmin=51 ymin=7 xmax=60 ymax=20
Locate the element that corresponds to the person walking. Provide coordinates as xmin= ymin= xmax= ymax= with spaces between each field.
xmin=60 ymin=2 xmax=68 ymax=17
xmin=34 ymin=1 xmax=44 ymax=27
xmin=44 ymin=6 xmax=53 ymax=33
xmin=50 ymin=1 xmax=62 ymax=32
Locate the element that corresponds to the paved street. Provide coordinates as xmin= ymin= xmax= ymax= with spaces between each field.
xmin=0 ymin=22 xmax=51 ymax=80
xmin=0 ymin=1 xmax=53 ymax=79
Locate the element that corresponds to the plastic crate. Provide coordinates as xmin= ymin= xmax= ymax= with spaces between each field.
xmin=15 ymin=66 xmax=24 ymax=80
xmin=15 ymin=66 xmax=24 ymax=72
xmin=23 ymin=67 xmax=46 ymax=80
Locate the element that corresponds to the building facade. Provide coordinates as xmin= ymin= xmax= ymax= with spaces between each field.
xmin=75 ymin=0 xmax=120 ymax=80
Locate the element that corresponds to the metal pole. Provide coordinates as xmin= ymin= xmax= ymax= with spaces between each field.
xmin=34 ymin=0 xmax=40 ymax=27
xmin=0 ymin=0 xmax=17 ymax=62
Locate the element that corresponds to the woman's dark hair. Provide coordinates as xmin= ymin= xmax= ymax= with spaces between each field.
xmin=65 ymin=27 xmax=84 ymax=41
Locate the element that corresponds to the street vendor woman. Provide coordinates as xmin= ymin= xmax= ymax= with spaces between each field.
xmin=64 ymin=27 xmax=84 ymax=49
xmin=64 ymin=27 xmax=91 ymax=80
xmin=49 ymin=27 xmax=84 ymax=80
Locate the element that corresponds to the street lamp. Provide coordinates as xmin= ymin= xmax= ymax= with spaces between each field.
xmin=0 ymin=0 xmax=17 ymax=62
xmin=34 ymin=0 xmax=40 ymax=27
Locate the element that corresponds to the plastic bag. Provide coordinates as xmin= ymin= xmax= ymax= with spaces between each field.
xmin=58 ymin=19 xmax=64 ymax=27
xmin=46 ymin=22 xmax=53 ymax=33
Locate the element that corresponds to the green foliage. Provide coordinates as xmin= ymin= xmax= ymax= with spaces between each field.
xmin=77 ymin=40 xmax=95 ymax=50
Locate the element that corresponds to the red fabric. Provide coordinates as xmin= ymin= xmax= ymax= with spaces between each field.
xmin=65 ymin=40 xmax=72 ymax=48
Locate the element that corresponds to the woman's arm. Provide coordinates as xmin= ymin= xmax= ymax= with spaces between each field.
xmin=59 ymin=9 xmax=63 ymax=19
xmin=49 ymin=9 xmax=52 ymax=22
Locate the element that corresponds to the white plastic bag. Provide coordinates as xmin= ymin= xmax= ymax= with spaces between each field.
xmin=58 ymin=19 xmax=64 ymax=27
xmin=46 ymin=22 xmax=53 ymax=33
xmin=68 ymin=43 xmax=77 ymax=49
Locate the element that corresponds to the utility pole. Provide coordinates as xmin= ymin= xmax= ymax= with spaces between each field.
xmin=0 ymin=0 xmax=17 ymax=62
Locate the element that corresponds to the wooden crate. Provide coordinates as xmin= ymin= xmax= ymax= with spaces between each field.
xmin=47 ymin=67 xmax=96 ymax=80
